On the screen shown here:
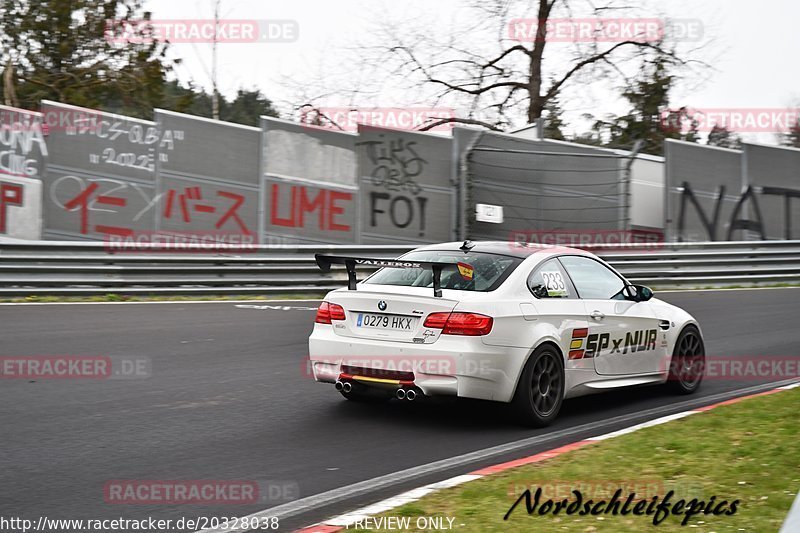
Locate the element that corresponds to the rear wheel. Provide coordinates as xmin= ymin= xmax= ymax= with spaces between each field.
xmin=667 ymin=325 xmax=705 ymax=394
xmin=511 ymin=344 xmax=565 ymax=427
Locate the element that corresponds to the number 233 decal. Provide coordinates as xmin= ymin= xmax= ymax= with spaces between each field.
xmin=540 ymin=270 xmax=567 ymax=296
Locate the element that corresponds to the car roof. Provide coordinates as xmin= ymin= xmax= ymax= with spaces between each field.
xmin=413 ymin=241 xmax=594 ymax=259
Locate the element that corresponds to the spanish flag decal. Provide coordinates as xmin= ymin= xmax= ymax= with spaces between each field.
xmin=457 ymin=262 xmax=474 ymax=281
xmin=569 ymin=327 xmax=589 ymax=360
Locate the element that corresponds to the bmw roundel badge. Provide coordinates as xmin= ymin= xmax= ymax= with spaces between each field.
xmin=378 ymin=300 xmax=387 ymax=311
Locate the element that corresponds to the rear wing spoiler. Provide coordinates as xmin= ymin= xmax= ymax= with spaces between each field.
xmin=314 ymin=254 xmax=461 ymax=298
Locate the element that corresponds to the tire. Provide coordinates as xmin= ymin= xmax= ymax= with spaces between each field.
xmin=511 ymin=344 xmax=565 ymax=427
xmin=667 ymin=325 xmax=705 ymax=394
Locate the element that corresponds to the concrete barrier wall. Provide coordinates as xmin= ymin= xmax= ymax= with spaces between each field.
xmin=41 ymin=101 xmax=161 ymax=240
xmin=743 ymin=143 xmax=800 ymax=240
xmin=0 ymin=105 xmax=47 ymax=239
xmin=665 ymin=140 xmax=800 ymax=241
xmin=261 ymin=118 xmax=359 ymax=244
xmin=4 ymin=99 xmax=800 ymax=244
xmin=0 ymin=174 xmax=42 ymax=239
xmin=356 ymin=125 xmax=454 ymax=244
xmin=466 ymin=133 xmax=627 ymax=241
xmin=155 ymin=110 xmax=261 ymax=241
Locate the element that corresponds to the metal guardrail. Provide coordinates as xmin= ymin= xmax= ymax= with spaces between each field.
xmin=1 ymin=240 xmax=799 ymax=296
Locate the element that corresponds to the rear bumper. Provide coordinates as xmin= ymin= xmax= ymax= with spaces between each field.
xmin=308 ymin=324 xmax=529 ymax=402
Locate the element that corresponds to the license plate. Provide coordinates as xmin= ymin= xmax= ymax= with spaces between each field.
xmin=357 ymin=313 xmax=415 ymax=331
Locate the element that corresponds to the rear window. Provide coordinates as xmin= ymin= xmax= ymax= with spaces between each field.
xmin=363 ymin=250 xmax=521 ymax=292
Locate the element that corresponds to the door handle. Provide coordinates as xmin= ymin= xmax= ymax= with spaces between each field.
xmin=590 ymin=310 xmax=605 ymax=321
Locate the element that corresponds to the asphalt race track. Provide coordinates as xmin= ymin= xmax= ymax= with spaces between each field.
xmin=1 ymin=288 xmax=798 ymax=531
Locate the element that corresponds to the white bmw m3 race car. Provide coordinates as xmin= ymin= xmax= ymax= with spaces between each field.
xmin=308 ymin=241 xmax=705 ymax=426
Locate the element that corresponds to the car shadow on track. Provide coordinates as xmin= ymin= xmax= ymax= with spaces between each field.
xmin=319 ymin=384 xmax=682 ymax=433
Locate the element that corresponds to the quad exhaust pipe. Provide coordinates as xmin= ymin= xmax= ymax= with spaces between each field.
xmin=335 ymin=381 xmax=353 ymax=393
xmin=396 ymin=388 xmax=419 ymax=401
xmin=337 ymin=380 xmax=418 ymax=400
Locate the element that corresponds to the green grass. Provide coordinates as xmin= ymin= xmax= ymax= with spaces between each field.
xmin=357 ymin=388 xmax=800 ymax=532
xmin=0 ymin=293 xmax=325 ymax=303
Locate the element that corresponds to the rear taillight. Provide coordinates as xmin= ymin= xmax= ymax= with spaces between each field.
xmin=315 ymin=302 xmax=346 ymax=324
xmin=423 ymin=312 xmax=493 ymax=336
xmin=329 ymin=303 xmax=346 ymax=321
xmin=423 ymin=312 xmax=449 ymax=329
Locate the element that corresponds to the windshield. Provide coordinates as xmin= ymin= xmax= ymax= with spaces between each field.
xmin=363 ymin=250 xmax=521 ymax=292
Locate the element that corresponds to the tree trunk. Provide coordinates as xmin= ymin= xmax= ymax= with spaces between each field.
xmin=3 ymin=58 xmax=19 ymax=107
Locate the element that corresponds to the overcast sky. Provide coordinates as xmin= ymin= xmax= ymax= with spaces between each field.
xmin=143 ymin=0 xmax=799 ymax=144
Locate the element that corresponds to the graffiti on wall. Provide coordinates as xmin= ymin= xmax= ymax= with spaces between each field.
xmin=357 ymin=128 xmax=452 ymax=243
xmin=269 ymin=182 xmax=353 ymax=232
xmin=48 ymin=174 xmax=257 ymax=239
xmin=358 ymin=135 xmax=430 ymax=237
xmin=358 ymin=136 xmax=426 ymax=195
xmin=0 ymin=109 xmax=48 ymax=179
xmin=48 ymin=174 xmax=158 ymax=237
xmin=263 ymin=177 xmax=357 ymax=243
xmin=42 ymin=102 xmax=186 ymax=184
xmin=159 ymin=183 xmax=255 ymax=237
xmin=677 ymin=182 xmax=800 ymax=240
xmin=78 ymin=120 xmax=184 ymax=172
xmin=0 ymin=180 xmax=24 ymax=233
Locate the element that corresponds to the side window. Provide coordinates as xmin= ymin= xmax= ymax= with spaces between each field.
xmin=558 ymin=255 xmax=625 ymax=300
xmin=528 ymin=259 xmax=576 ymax=299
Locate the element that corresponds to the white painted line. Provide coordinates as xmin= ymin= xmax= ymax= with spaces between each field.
xmin=426 ymin=474 xmax=483 ymax=490
xmin=197 ymin=380 xmax=797 ymax=533
xmin=314 ymin=383 xmax=800 ymax=531
xmin=234 ymin=304 xmax=318 ymax=311
xmin=781 ymin=490 xmax=800 ymax=532
xmin=325 ymin=475 xmax=482 ymax=527
xmin=586 ymin=411 xmax=699 ymax=441
xmin=3 ymin=286 xmax=796 ymax=306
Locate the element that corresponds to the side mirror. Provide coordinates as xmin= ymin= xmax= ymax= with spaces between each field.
xmin=626 ymin=284 xmax=653 ymax=302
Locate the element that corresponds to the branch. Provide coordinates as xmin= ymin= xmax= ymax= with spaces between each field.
xmin=389 ymin=45 xmax=527 ymax=95
xmin=544 ymin=41 xmax=677 ymax=101
xmin=417 ymin=117 xmax=504 ymax=131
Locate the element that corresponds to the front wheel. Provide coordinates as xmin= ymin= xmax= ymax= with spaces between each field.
xmin=511 ymin=345 xmax=565 ymax=427
xmin=667 ymin=325 xmax=705 ymax=394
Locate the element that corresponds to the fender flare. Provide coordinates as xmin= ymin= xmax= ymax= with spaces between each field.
xmin=509 ymin=338 xmax=565 ymax=402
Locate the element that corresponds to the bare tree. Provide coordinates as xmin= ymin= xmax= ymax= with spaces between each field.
xmin=347 ymin=0 xmax=709 ymax=131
